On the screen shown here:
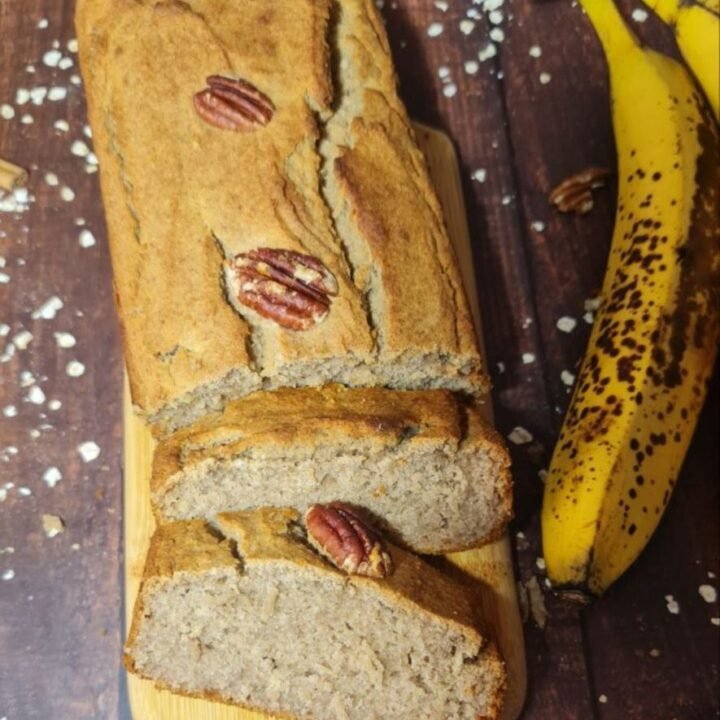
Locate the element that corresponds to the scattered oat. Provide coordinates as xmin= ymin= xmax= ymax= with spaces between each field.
xmin=3 ymin=405 xmax=17 ymax=418
xmin=48 ymin=86 xmax=68 ymax=101
xmin=53 ymin=119 xmax=69 ymax=132
xmin=535 ymin=557 xmax=546 ymax=571
xmin=20 ymin=371 xmax=35 ymax=387
xmin=598 ymin=695 xmax=608 ymax=704
xmin=83 ymin=124 xmax=92 ymax=138
xmin=70 ymin=74 xmax=82 ymax=86
xmin=459 ymin=19 xmax=475 ymax=35
xmin=66 ymin=360 xmax=85 ymax=377
xmin=2 ymin=569 xmax=15 ymax=581
xmin=464 ymin=60 xmax=479 ymax=75
xmin=631 ymin=8 xmax=649 ymax=22
xmin=649 ymin=648 xmax=661 ymax=657
xmin=20 ymin=113 xmax=34 ymax=125
xmin=488 ymin=10 xmax=503 ymax=24
xmin=67 ymin=38 xmax=79 ymax=53
xmin=501 ymin=194 xmax=513 ymax=206
xmin=526 ymin=576 xmax=547 ymax=629
xmin=556 ymin=316 xmax=577 ymax=333
xmin=522 ymin=317 xmax=533 ymax=329
xmin=478 ymin=42 xmax=497 ymax=62
xmin=665 ymin=595 xmax=680 ymax=615
xmin=438 ymin=65 xmax=451 ymax=80
xmin=489 ymin=27 xmax=505 ymax=43
xmin=71 ymin=140 xmax=90 ymax=157
xmin=18 ymin=487 xmax=32 ymax=496
xmin=585 ymin=296 xmax=601 ymax=312
xmin=26 ymin=385 xmax=46 ymax=405
xmin=78 ymin=441 xmax=101 ymax=462
xmin=508 ymin=426 xmax=533 ymax=445
xmin=530 ymin=221 xmax=545 ymax=232
xmin=522 ymin=352 xmax=535 ymax=364
xmin=427 ymin=22 xmax=444 ymax=37
xmin=538 ymin=469 xmax=548 ymax=483
xmin=37 ymin=17 xmax=49 ymax=29
xmin=472 ymin=168 xmax=487 ymax=183
xmin=712 ymin=618 xmax=720 ymax=626
xmin=76 ymin=228 xmax=97 ymax=248
xmin=583 ymin=311 xmax=595 ymax=324
xmin=31 ymin=295 xmax=63 ymax=320
xmin=15 ymin=88 xmax=30 ymax=105
xmin=529 ymin=45 xmax=542 ymax=58
xmin=43 ymin=467 xmax=62 ymax=488
xmin=709 ymin=572 xmax=717 ymax=579
xmin=13 ymin=330 xmax=33 ymax=350
xmin=442 ymin=83 xmax=458 ymax=98
xmin=48 ymin=399 xmax=62 ymax=411
xmin=539 ymin=72 xmax=552 ymax=85
xmin=0 ymin=324 xmax=8 ymax=337
xmin=58 ymin=57 xmax=74 ymax=70
xmin=44 ymin=172 xmax=59 ymax=186
xmin=0 ymin=272 xmax=9 ymax=284
xmin=0 ymin=104 xmax=15 ymax=120
xmin=699 ymin=585 xmax=717 ymax=603
xmin=43 ymin=49 xmax=62 ymax=67
xmin=561 ymin=370 xmax=576 ymax=386
xmin=42 ymin=513 xmax=65 ymax=538
xmin=60 ymin=185 xmax=75 ymax=202
xmin=434 ymin=0 xmax=449 ymax=10
xmin=54 ymin=331 xmax=76 ymax=348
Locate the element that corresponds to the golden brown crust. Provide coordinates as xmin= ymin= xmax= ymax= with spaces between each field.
xmin=75 ymin=0 xmax=486 ymax=426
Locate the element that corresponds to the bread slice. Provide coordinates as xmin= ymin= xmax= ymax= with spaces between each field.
xmin=75 ymin=0 xmax=486 ymax=433
xmin=151 ymin=386 xmax=512 ymax=554
xmin=125 ymin=509 xmax=506 ymax=719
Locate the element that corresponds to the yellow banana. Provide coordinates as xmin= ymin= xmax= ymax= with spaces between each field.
xmin=647 ymin=0 xmax=720 ymax=120
xmin=542 ymin=0 xmax=719 ymax=597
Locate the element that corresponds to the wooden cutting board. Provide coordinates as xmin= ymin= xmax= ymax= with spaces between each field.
xmin=124 ymin=124 xmax=527 ymax=720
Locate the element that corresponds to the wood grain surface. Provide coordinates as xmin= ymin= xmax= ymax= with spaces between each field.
xmin=0 ymin=1 xmax=717 ymax=719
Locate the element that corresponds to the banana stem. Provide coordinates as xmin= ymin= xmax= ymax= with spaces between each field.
xmin=579 ymin=0 xmax=640 ymax=56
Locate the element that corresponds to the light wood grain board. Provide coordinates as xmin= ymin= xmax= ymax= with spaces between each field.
xmin=124 ymin=124 xmax=527 ymax=720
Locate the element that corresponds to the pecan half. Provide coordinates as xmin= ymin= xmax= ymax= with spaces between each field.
xmin=304 ymin=502 xmax=393 ymax=578
xmin=549 ymin=167 xmax=611 ymax=214
xmin=227 ymin=247 xmax=338 ymax=331
xmin=194 ymin=75 xmax=275 ymax=131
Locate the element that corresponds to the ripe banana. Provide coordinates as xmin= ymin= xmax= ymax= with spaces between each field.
xmin=646 ymin=0 xmax=720 ymax=120
xmin=542 ymin=0 xmax=719 ymax=598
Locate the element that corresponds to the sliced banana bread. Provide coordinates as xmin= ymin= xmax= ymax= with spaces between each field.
xmin=151 ymin=386 xmax=512 ymax=553
xmin=125 ymin=508 xmax=506 ymax=719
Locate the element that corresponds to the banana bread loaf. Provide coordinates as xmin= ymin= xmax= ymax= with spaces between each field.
xmin=151 ymin=385 xmax=512 ymax=553
xmin=125 ymin=508 xmax=506 ymax=719
xmin=75 ymin=0 xmax=486 ymax=432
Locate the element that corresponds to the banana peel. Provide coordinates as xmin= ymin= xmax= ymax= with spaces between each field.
xmin=542 ymin=0 xmax=720 ymax=598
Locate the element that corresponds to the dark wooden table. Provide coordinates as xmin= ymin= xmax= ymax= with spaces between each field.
xmin=1 ymin=1 xmax=717 ymax=718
